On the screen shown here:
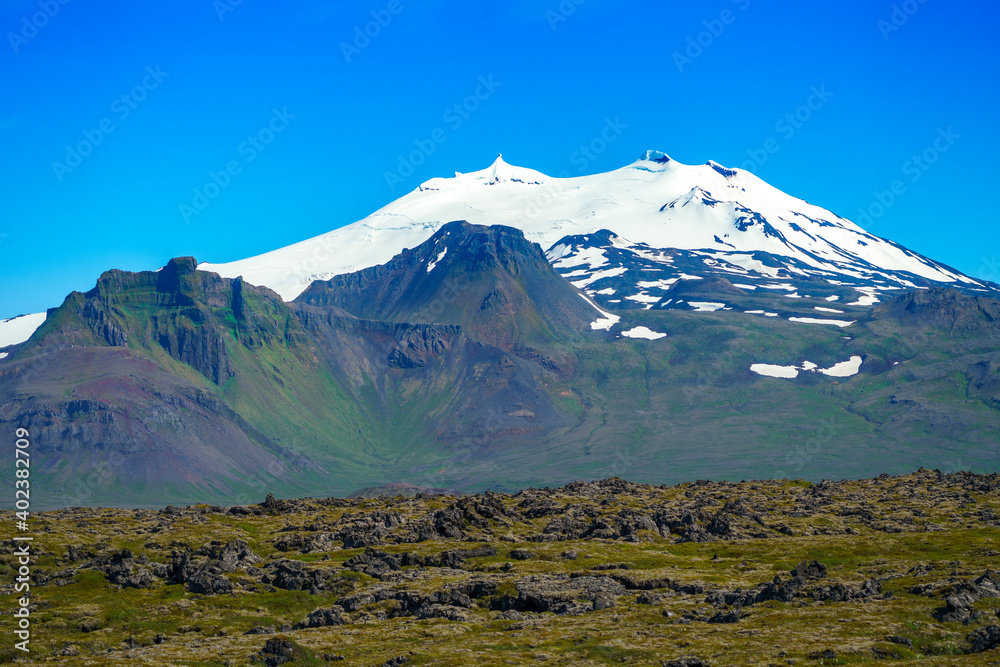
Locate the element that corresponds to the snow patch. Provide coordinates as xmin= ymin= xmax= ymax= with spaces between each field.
xmin=0 ymin=312 xmax=47 ymax=348
xmin=789 ymin=317 xmax=855 ymax=328
xmin=580 ymin=294 xmax=620 ymax=331
xmin=819 ymin=356 xmax=863 ymax=377
xmin=626 ymin=293 xmax=662 ymax=304
xmin=689 ymin=302 xmax=725 ymax=312
xmin=426 ymin=247 xmax=448 ymax=273
xmin=814 ymin=306 xmax=845 ymax=314
xmin=752 ymin=356 xmax=862 ymax=379
xmin=751 ymin=364 xmax=799 ymax=379
xmin=621 ymin=326 xmax=667 ymax=340
xmin=571 ymin=266 xmax=627 ymax=289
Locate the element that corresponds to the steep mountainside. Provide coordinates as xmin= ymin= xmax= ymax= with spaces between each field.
xmin=1 ymin=223 xmax=998 ymax=508
xmin=297 ymin=221 xmax=598 ymax=352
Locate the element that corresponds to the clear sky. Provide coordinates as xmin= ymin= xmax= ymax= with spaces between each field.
xmin=1 ymin=0 xmax=998 ymax=319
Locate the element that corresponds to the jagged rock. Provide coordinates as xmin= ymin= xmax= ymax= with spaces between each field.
xmin=273 ymin=534 xmax=306 ymax=552
xmin=809 ymin=579 xmax=881 ymax=602
xmin=510 ymin=549 xmax=534 ymax=560
xmin=493 ymin=575 xmax=625 ymax=614
xmin=261 ymin=493 xmax=282 ymax=513
xmin=382 ymin=656 xmax=412 ymax=667
xmin=187 ymin=572 xmax=233 ymax=595
xmin=967 ymin=625 xmax=1000 ymax=653
xmin=296 ymin=607 xmax=346 ymax=629
xmin=791 ymin=560 xmax=828 ymax=579
xmin=66 ymin=545 xmax=94 ymax=563
xmin=268 ymin=560 xmax=327 ymax=592
xmin=245 ymin=626 xmax=276 ymax=635
xmin=636 ymin=591 xmax=664 ymax=605
xmin=936 ymin=571 xmax=1000 ymax=623
xmin=95 ymin=549 xmax=159 ymax=589
xmin=416 ymin=605 xmax=468 ymax=621
xmin=252 ymin=638 xmax=295 ymax=666
xmin=302 ymin=533 xmax=336 ymax=553
xmin=593 ymin=592 xmax=616 ymax=611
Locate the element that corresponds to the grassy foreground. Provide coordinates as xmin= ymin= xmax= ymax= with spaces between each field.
xmin=2 ymin=469 xmax=999 ymax=666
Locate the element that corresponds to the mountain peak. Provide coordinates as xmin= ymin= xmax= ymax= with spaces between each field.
xmin=639 ymin=149 xmax=672 ymax=163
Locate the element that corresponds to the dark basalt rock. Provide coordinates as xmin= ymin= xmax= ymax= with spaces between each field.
xmin=967 ymin=625 xmax=1000 ymax=654
xmin=791 ymin=560 xmax=828 ymax=579
xmin=251 ymin=638 xmax=296 ymax=666
xmin=296 ymin=607 xmax=346 ymax=629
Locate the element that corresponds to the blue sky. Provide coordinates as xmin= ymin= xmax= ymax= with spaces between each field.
xmin=1 ymin=0 xmax=998 ymax=318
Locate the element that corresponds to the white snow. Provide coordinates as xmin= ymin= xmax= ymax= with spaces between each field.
xmin=688 ymin=302 xmax=726 ymax=312
xmin=626 ymin=293 xmax=662 ymax=304
xmin=552 ymin=246 xmax=608 ymax=270
xmin=0 ymin=313 xmax=47 ymax=348
xmin=580 ymin=294 xmax=620 ymax=331
xmin=752 ymin=356 xmax=862 ymax=379
xmin=194 ymin=151 xmax=978 ymax=306
xmin=814 ymin=306 xmax=845 ymax=314
xmin=847 ymin=294 xmax=879 ymax=306
xmin=637 ymin=279 xmax=679 ymax=289
xmin=825 ymin=295 xmax=840 ymax=301
xmin=819 ymin=356 xmax=863 ymax=377
xmin=0 ymin=352 xmax=7 ymax=360
xmin=570 ymin=266 xmax=627 ymax=289
xmin=744 ymin=310 xmax=765 ymax=314
xmin=621 ymin=326 xmax=667 ymax=340
xmin=426 ymin=248 xmax=448 ymax=273
xmin=789 ymin=317 xmax=856 ymax=328
xmin=847 ymin=287 xmax=880 ymax=307
xmin=751 ymin=364 xmax=800 ymax=379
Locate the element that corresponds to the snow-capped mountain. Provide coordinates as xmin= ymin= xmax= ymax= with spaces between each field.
xmin=200 ymin=151 xmax=991 ymax=312
xmin=3 ymin=150 xmax=993 ymax=351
